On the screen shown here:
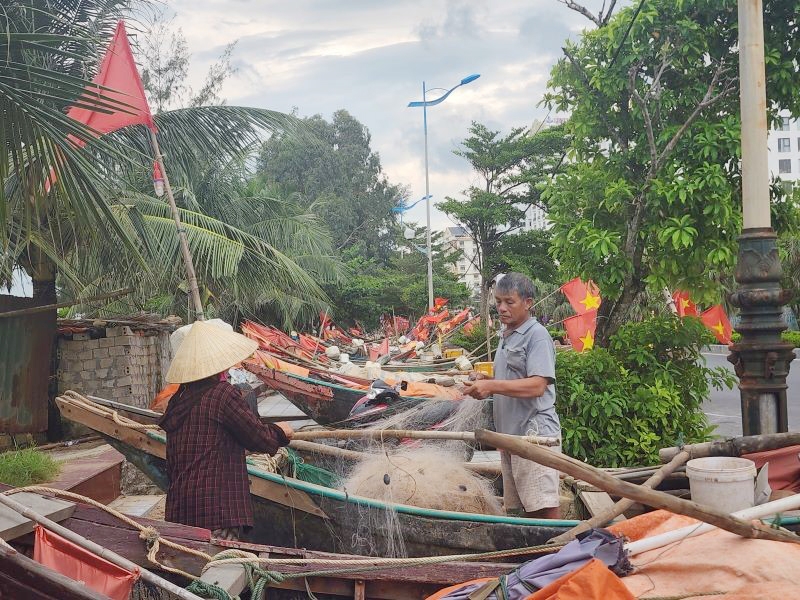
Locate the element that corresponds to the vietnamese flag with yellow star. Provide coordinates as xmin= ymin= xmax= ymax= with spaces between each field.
xmin=560 ymin=278 xmax=602 ymax=314
xmin=699 ymin=304 xmax=733 ymax=344
xmin=564 ymin=310 xmax=598 ymax=352
xmin=672 ymin=290 xmax=698 ymax=317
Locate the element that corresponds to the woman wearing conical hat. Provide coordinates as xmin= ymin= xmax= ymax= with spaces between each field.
xmin=159 ymin=321 xmax=292 ymax=541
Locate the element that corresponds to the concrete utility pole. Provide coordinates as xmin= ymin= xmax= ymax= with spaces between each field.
xmin=728 ymin=0 xmax=794 ymax=434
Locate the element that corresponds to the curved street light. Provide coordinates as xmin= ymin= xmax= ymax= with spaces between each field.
xmin=408 ymin=73 xmax=481 ymax=310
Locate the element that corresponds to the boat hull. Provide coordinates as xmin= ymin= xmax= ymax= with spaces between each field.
xmin=108 ymin=437 xmax=566 ymax=557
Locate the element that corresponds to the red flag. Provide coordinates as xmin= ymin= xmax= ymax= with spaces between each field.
xmin=34 ymin=526 xmax=138 ymax=600
xmin=560 ymin=278 xmax=602 ymax=315
xmin=564 ymin=310 xmax=597 ymax=352
xmin=672 ymin=290 xmax=698 ymax=317
xmin=432 ymin=297 xmax=449 ymax=312
xmin=67 ymin=21 xmax=156 ymax=140
xmin=700 ymin=304 xmax=732 ymax=344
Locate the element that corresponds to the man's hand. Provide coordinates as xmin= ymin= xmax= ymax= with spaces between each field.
xmin=275 ymin=422 xmax=294 ymax=440
xmin=461 ymin=379 xmax=494 ymax=400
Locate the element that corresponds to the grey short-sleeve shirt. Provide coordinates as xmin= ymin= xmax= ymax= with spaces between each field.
xmin=492 ymin=317 xmax=560 ymax=437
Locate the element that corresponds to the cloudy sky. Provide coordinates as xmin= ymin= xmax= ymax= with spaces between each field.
xmin=170 ymin=1 xmax=593 ymax=230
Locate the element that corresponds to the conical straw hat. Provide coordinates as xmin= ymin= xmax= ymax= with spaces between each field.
xmin=166 ymin=321 xmax=259 ymax=384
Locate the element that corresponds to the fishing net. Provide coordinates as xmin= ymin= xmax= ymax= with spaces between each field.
xmin=342 ymin=447 xmax=502 ymax=515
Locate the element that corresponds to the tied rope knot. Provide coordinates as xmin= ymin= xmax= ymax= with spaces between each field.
xmin=139 ymin=526 xmax=160 ymax=546
xmin=198 ymin=549 xmax=287 ymax=598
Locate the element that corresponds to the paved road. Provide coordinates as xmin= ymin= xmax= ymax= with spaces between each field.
xmin=702 ymin=351 xmax=800 ymax=437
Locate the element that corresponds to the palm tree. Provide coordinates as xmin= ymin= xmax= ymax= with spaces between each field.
xmin=4 ymin=0 xmax=342 ymax=326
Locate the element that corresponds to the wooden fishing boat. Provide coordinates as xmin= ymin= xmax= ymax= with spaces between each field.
xmin=1 ymin=484 xmax=532 ymax=600
xmin=246 ymin=362 xmax=434 ymax=425
xmin=56 ymin=395 xmax=578 ymax=558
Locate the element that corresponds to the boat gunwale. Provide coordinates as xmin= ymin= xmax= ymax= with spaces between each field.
xmin=145 ymin=429 xmax=578 ymax=529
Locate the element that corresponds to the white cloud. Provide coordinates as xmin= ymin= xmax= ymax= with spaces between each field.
xmin=159 ymin=0 xmax=589 ymax=231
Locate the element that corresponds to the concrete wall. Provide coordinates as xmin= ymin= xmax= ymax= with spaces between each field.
xmin=57 ymin=325 xmax=172 ymax=409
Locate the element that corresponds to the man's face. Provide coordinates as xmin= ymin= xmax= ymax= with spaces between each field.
xmin=494 ymin=290 xmax=533 ymax=328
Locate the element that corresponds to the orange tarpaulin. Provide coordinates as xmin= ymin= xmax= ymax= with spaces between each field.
xmin=743 ymin=445 xmax=800 ymax=492
xmin=34 ymin=525 xmax=138 ymax=600
xmin=254 ymin=350 xmax=310 ymax=378
xmin=608 ymin=510 xmax=800 ymax=599
xmin=528 ymin=558 xmax=633 ymax=600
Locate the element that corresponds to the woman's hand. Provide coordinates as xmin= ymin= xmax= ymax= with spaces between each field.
xmin=275 ymin=422 xmax=294 ymax=440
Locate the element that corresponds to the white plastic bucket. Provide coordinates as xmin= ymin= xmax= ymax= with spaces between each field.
xmin=686 ymin=457 xmax=757 ymax=513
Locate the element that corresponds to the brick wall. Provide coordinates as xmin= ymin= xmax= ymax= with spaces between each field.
xmin=57 ymin=325 xmax=173 ymax=408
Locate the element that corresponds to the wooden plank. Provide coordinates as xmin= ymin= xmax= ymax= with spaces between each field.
xmin=59 ymin=397 xmax=329 ymax=519
xmin=578 ymin=490 xmax=625 ymax=520
xmin=56 ymin=399 xmax=166 ymax=459
xmin=247 ymin=475 xmax=329 ymax=519
xmin=354 ymin=579 xmax=366 ymax=600
xmin=199 ymin=564 xmax=248 ymax=596
xmin=0 ymin=493 xmax=75 ymax=542
xmin=107 ymin=495 xmax=165 ymax=517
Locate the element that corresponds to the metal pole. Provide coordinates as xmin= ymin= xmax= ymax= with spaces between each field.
xmin=149 ymin=130 xmax=205 ymax=321
xmin=423 ymin=81 xmax=434 ymax=311
xmin=728 ymin=0 xmax=793 ymax=435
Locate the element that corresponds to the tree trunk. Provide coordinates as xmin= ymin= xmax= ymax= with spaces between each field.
xmin=24 ymin=250 xmax=60 ymax=440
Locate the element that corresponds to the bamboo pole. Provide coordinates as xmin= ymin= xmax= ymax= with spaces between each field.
xmin=549 ymin=450 xmax=691 ymax=544
xmin=0 ymin=493 xmax=204 ymax=600
xmin=659 ymin=431 xmax=800 ymax=463
xmin=293 ymin=428 xmax=561 ymax=446
xmin=289 ymin=439 xmax=502 ymax=477
xmin=0 ymin=288 xmax=132 ymax=318
xmin=475 ymin=428 xmax=800 ymax=545
xmin=149 ymin=130 xmax=204 ymax=321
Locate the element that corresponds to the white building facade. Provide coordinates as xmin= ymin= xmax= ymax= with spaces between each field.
xmin=769 ymin=112 xmax=800 ymax=186
xmin=442 ymin=226 xmax=482 ymax=296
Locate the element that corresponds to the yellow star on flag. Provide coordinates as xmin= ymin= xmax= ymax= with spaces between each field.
xmin=579 ymin=329 xmax=595 ymax=352
xmin=680 ymin=298 xmax=692 ymax=310
xmin=580 ymin=292 xmax=601 ymax=311
xmin=712 ymin=321 xmax=725 ymax=337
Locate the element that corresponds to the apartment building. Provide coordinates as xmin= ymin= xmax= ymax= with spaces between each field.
xmin=442 ymin=226 xmax=482 ymax=296
xmin=769 ymin=112 xmax=800 ymax=186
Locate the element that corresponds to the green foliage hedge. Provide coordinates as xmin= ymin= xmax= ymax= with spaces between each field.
xmin=556 ymin=317 xmax=735 ymax=467
xmin=729 ymin=330 xmax=798 ymax=347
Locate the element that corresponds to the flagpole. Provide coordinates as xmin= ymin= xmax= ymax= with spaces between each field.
xmin=149 ymin=129 xmax=205 ymax=321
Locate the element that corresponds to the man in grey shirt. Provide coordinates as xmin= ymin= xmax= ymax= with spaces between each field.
xmin=462 ymin=272 xmax=562 ymax=518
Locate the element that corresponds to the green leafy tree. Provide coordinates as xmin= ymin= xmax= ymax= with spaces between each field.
xmin=544 ymin=0 xmax=800 ymax=344
xmin=326 ymin=230 xmax=471 ymax=330
xmin=438 ymin=122 xmax=568 ymax=319
xmin=140 ymin=10 xmax=237 ymax=112
xmin=491 ymin=229 xmax=558 ymax=285
xmin=257 ymin=110 xmax=405 ymax=263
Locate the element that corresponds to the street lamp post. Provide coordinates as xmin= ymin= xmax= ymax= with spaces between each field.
xmin=408 ymin=74 xmax=480 ymax=310
xmin=728 ymin=0 xmax=794 ymax=434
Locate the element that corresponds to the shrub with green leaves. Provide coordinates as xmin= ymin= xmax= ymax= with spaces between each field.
xmin=0 ymin=448 xmax=61 ymax=487
xmin=782 ymin=330 xmax=800 ymax=348
xmin=556 ymin=316 xmax=735 ymax=467
xmin=448 ymin=323 xmax=497 ymax=357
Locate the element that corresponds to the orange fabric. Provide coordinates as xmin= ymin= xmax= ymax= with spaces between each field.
xmin=424 ymin=577 xmax=496 ymax=600
xmin=699 ymin=304 xmax=732 ymax=344
xmin=672 ymin=290 xmax=699 ymax=317
xmin=67 ymin=21 xmax=156 ymax=139
xmin=34 ymin=525 xmax=138 ymax=600
xmin=610 ymin=511 xmax=800 ymax=598
xmin=255 ymin=350 xmax=310 ymax=377
xmin=383 ymin=379 xmax=464 ymax=400
xmin=606 ymin=509 xmax=697 ymax=542
xmin=528 ymin=559 xmax=634 ymax=600
xmin=563 ymin=310 xmax=597 ymax=352
xmin=560 ymin=278 xmax=602 ymax=314
xmin=149 ymin=383 xmax=179 ymax=413
xmin=742 ymin=445 xmax=800 ymax=492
